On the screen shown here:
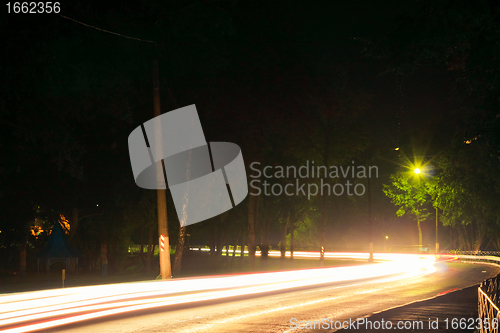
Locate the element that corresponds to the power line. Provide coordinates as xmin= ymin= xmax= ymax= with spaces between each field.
xmin=56 ymin=14 xmax=156 ymax=44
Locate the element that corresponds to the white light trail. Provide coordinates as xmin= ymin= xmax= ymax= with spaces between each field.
xmin=0 ymin=252 xmax=435 ymax=332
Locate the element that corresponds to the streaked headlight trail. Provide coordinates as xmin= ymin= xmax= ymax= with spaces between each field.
xmin=0 ymin=252 xmax=436 ymax=333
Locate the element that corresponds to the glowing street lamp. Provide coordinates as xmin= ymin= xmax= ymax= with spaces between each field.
xmin=414 ymin=168 xmax=421 ymax=175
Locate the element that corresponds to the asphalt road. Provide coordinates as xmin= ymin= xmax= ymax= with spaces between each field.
xmin=43 ymin=261 xmax=499 ymax=333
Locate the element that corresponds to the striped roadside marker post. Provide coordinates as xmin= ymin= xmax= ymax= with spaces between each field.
xmin=160 ymin=235 xmax=165 ymax=252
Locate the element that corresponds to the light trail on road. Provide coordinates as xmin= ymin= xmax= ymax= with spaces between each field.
xmin=0 ymin=252 xmax=436 ymax=333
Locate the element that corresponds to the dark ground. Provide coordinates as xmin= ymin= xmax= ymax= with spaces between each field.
xmin=338 ymin=285 xmax=480 ymax=333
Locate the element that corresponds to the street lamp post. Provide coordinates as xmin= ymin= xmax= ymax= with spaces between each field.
xmin=368 ymin=176 xmax=374 ymax=263
xmin=414 ymin=167 xmax=439 ymax=254
xmin=413 ymin=168 xmax=423 ymax=252
xmin=435 ymin=206 xmax=439 ymax=254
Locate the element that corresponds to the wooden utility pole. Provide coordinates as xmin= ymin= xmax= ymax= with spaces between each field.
xmin=20 ymin=241 xmax=26 ymax=280
xmin=153 ymin=55 xmax=172 ymax=279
